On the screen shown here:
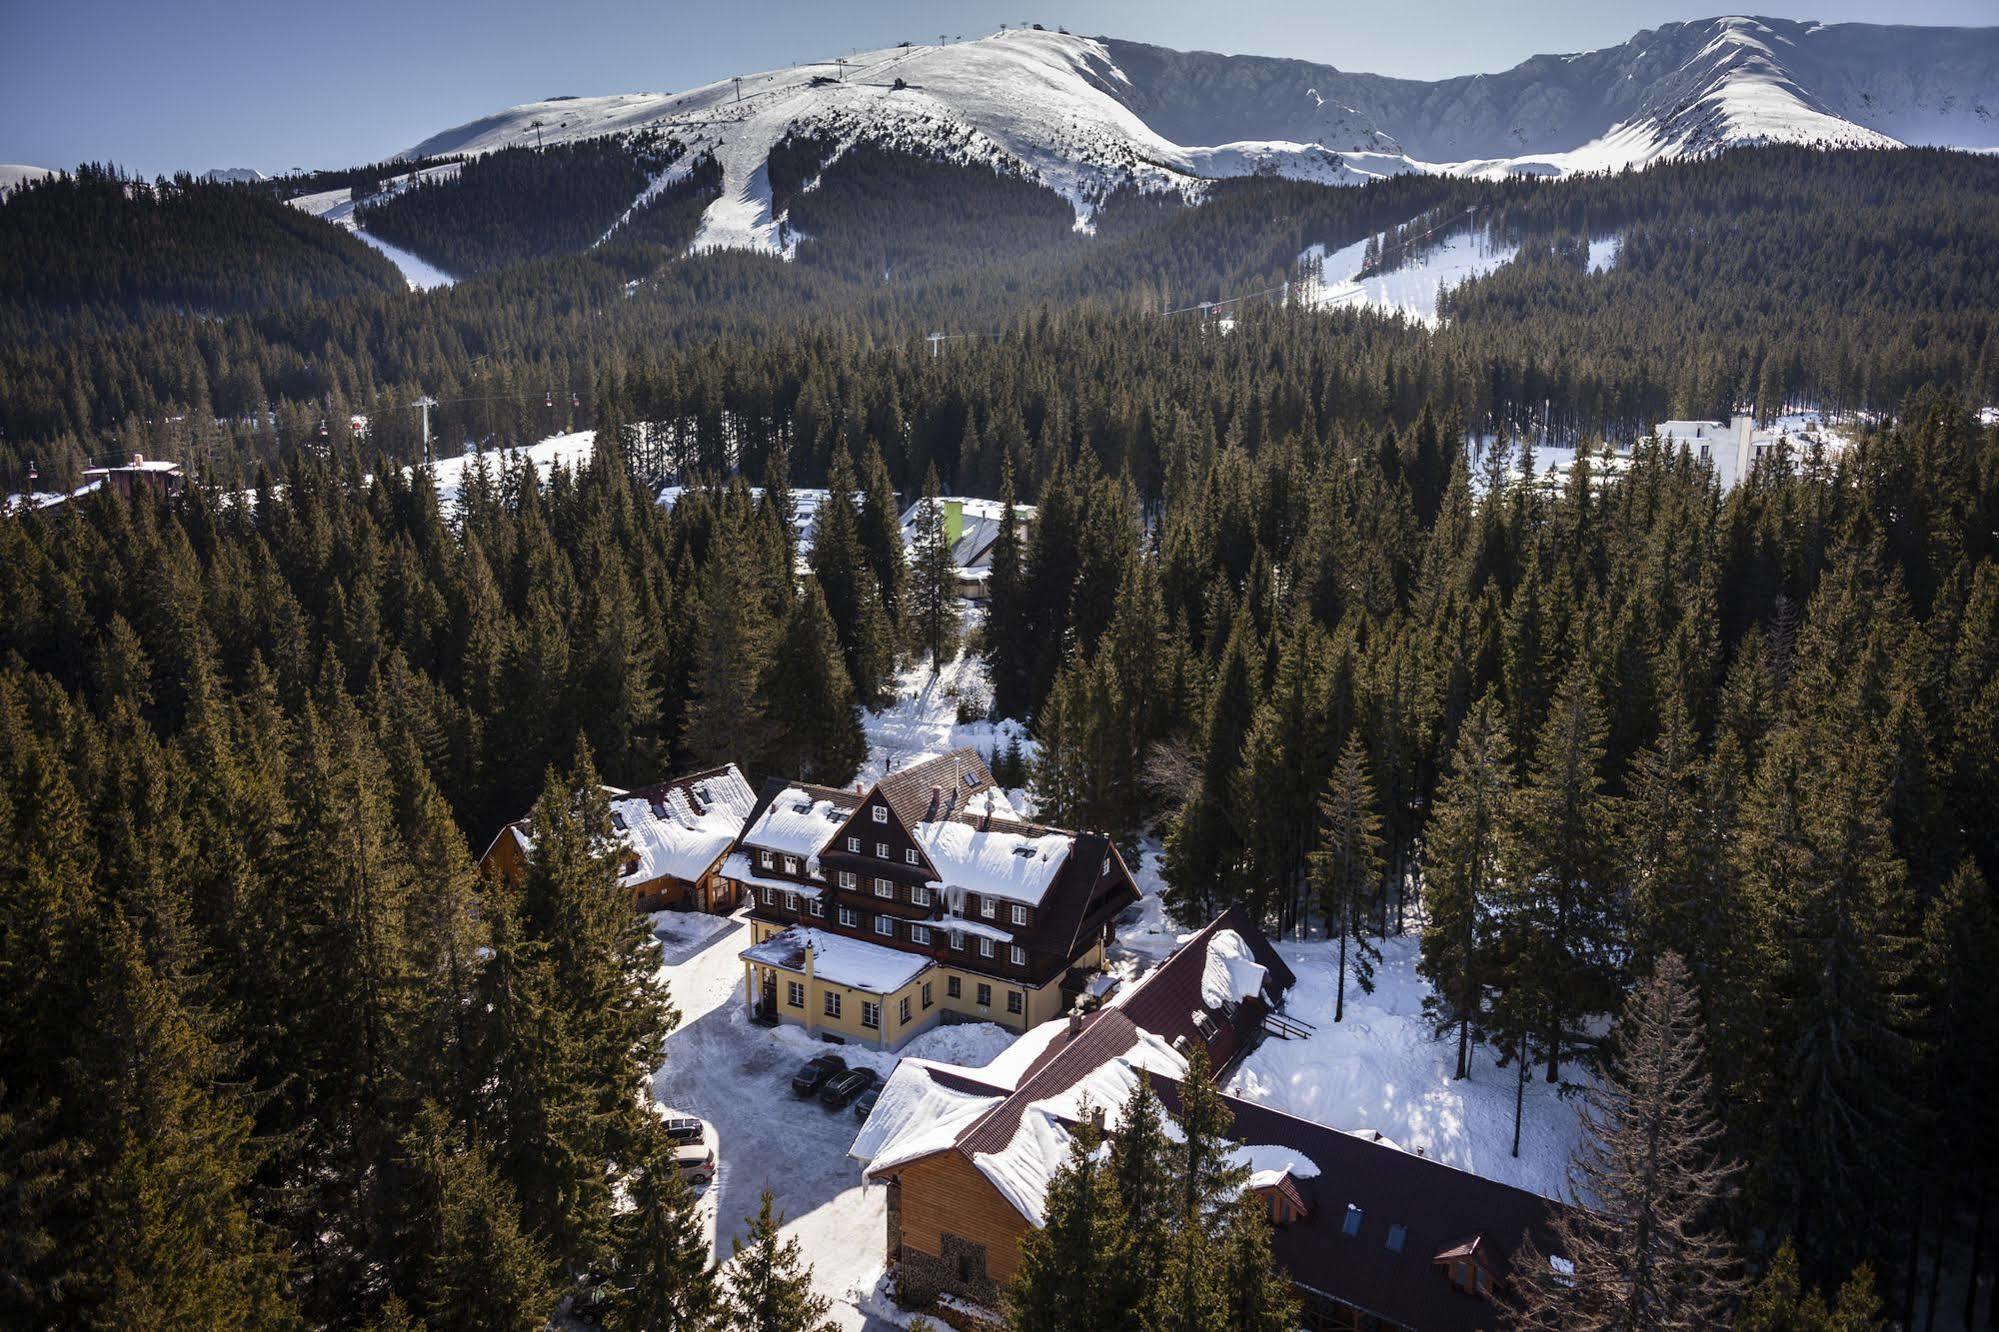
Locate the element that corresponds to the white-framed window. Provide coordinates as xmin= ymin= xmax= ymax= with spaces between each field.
xmin=976 ymin=983 xmax=992 ymax=1008
xmin=979 ymin=897 xmax=996 ymax=919
xmin=782 ymin=855 xmax=799 ymax=875
xmin=947 ymin=975 xmax=962 ymax=998
xmin=759 ymin=850 xmax=774 ymax=869
xmin=763 ymin=887 xmax=777 ymax=907
xmin=809 ymin=897 xmax=825 ymax=918
xmin=876 ymin=842 xmax=890 ymax=859
xmin=911 ymin=884 xmax=930 ymax=907
xmin=824 ymin=992 xmax=842 ymax=1018
xmin=1010 ymin=945 xmax=1026 ymax=966
xmin=787 ymin=981 xmax=804 ymax=1008
xmin=875 ymin=917 xmax=895 ymax=938
xmin=910 ymin=925 xmax=931 ymax=944
xmin=872 ymin=806 xmax=888 ymax=824
xmin=899 ymin=996 xmax=912 ymax=1025
xmin=1011 ymin=904 xmax=1028 ymax=926
xmin=905 ymin=849 xmax=921 ymax=865
xmin=783 ymin=892 xmax=797 ymax=911
xmin=861 ymin=1001 xmax=880 ymax=1029
xmin=838 ymin=871 xmax=857 ymax=889
xmin=979 ymin=938 xmax=995 ymax=959
xmin=1007 ymin=990 xmax=1023 ymax=1015
xmin=921 ymin=982 xmax=934 ymax=1009
xmin=846 ymin=836 xmax=860 ymax=853
xmin=875 ymin=878 xmax=894 ymax=899
xmin=838 ymin=906 xmax=858 ymax=928
xmin=949 ymin=931 xmax=964 ymax=951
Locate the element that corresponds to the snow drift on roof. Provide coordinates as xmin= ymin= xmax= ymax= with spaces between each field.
xmin=609 ymin=767 xmax=754 ymax=885
xmin=741 ymin=787 xmax=852 ymax=863
xmin=1201 ymin=929 xmax=1269 ymax=1010
xmin=1234 ymin=1142 xmax=1323 ymax=1190
xmin=915 ymin=818 xmax=1071 ymax=906
xmin=852 ymin=1063 xmax=1005 ymax=1173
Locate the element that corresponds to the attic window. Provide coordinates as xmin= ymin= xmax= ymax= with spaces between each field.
xmin=1012 ymin=846 xmax=1037 ymax=858
xmin=1342 ymin=1205 xmax=1364 ymax=1238
xmin=872 ymin=806 xmax=889 ymax=824
xmin=1193 ymin=1011 xmax=1219 ymax=1040
xmin=962 ymin=772 xmax=980 ymax=788
xmin=792 ymin=800 xmax=812 ymax=814
xmin=1386 ymin=1224 xmax=1407 ymax=1254
xmin=610 ymin=812 xmax=627 ymax=831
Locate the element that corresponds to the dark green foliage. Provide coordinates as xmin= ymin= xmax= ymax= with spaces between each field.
xmin=605 ymin=1118 xmax=717 ymax=1332
xmin=358 ymin=133 xmax=681 ymax=275
xmin=719 ymin=1189 xmax=838 ymax=1332
xmin=0 ymin=164 xmax=403 ymax=342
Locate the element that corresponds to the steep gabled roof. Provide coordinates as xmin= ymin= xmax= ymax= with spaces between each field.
xmin=874 ymin=747 xmax=998 ymax=828
xmin=735 ymin=777 xmax=862 ymax=860
xmin=1117 ymin=904 xmax=1297 ymax=1072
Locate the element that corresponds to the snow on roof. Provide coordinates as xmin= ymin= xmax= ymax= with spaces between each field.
xmin=898 ymin=496 xmax=1037 ymax=571
xmin=967 ymin=1016 xmax=1073 ymax=1091
xmin=609 ymin=767 xmax=755 ymax=885
xmin=1234 ymin=1143 xmax=1323 ymax=1191
xmin=914 ymin=818 xmax=1071 ymax=907
xmin=740 ymin=926 xmax=929 ymax=994
xmin=740 ymin=786 xmax=852 ymax=864
xmin=971 ymin=1027 xmax=1186 ymax=1225
xmin=851 ymin=1063 xmax=1006 ymax=1172
xmin=1201 ymin=929 xmax=1269 ymax=1010
xmin=719 ymin=851 xmax=824 ymax=900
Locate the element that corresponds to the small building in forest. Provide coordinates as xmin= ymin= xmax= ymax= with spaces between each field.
xmin=479 ymin=764 xmax=756 ymax=913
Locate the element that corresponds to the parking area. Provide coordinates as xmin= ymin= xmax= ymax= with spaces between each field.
xmin=645 ymin=909 xmax=1011 ymax=1329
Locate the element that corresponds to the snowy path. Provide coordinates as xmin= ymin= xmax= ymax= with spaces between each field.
xmin=856 ymin=605 xmax=1029 ymax=796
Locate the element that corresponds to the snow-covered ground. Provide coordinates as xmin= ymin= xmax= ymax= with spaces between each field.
xmin=1224 ymin=932 xmax=1585 ymax=1200
xmin=0 ymin=163 xmax=53 ymax=196
xmin=424 ymin=431 xmax=598 ymax=505
xmin=856 ymin=602 xmax=1031 ymax=797
xmin=286 ymin=164 xmax=461 ymax=289
xmin=1303 ymin=225 xmax=1521 ymax=327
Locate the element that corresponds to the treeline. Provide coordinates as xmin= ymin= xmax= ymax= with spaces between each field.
xmin=358 ymin=132 xmax=685 ymax=276
xmin=0 ymin=165 xmax=405 ymax=345
xmin=0 ymin=431 xmax=936 ymax=1324
xmin=1007 ymin=387 xmax=1999 ymax=1323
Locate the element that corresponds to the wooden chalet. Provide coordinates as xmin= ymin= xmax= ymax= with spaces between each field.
xmin=478 ymin=764 xmax=756 ymax=913
xmin=854 ymin=909 xmax=1565 ymax=1331
xmin=729 ymin=749 xmax=1138 ymax=1050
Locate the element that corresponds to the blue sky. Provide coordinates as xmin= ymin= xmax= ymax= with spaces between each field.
xmin=3 ymin=0 xmax=1991 ymax=176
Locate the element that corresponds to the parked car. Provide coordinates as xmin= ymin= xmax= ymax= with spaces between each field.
xmin=655 ymin=1110 xmax=718 ymax=1185
xmin=791 ymin=1053 xmax=847 ymax=1096
xmin=852 ymin=1088 xmax=881 ymax=1122
xmin=819 ymin=1067 xmax=878 ymax=1110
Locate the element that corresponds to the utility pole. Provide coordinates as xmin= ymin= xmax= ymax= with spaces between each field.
xmin=927 ymin=332 xmax=944 ymax=359
xmin=733 ymin=75 xmax=743 ymax=102
xmin=412 ymin=395 xmax=438 ymax=465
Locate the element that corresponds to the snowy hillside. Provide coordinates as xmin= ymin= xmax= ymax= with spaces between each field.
xmin=392 ymin=17 xmax=1998 ymax=258
xmin=0 ymin=164 xmax=53 ymax=196
xmin=287 ymin=164 xmax=462 ymax=289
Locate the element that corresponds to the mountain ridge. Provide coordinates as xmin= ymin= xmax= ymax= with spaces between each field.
xmin=391 ymin=17 xmax=1999 ymax=256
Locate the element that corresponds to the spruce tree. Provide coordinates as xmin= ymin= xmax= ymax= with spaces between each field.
xmin=1009 ymin=1119 xmax=1141 ymax=1332
xmin=683 ymin=518 xmax=776 ymax=773
xmin=1419 ymin=693 xmax=1514 ymax=1080
xmin=398 ymin=1102 xmax=554 ymax=1332
xmin=908 ymin=464 xmax=957 ymax=669
xmin=1215 ymin=1192 xmax=1301 ymax=1332
xmin=718 ymin=1189 xmax=837 ymax=1332
xmin=606 ymin=1118 xmax=717 ymax=1332
xmin=1156 ymin=1046 xmax=1250 ymax=1332
xmin=857 ymin=441 xmax=906 ymax=630
xmin=985 ymin=457 xmax=1030 ymax=719
xmin=767 ymin=575 xmax=867 ymax=785
xmin=1507 ymin=953 xmax=1743 ymax=1330
xmin=1736 ymin=1241 xmax=1886 ymax=1332
xmin=1312 ymin=733 xmax=1384 ymax=1022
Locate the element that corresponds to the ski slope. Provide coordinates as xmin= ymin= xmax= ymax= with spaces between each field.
xmin=286 ymin=164 xmax=461 ymax=289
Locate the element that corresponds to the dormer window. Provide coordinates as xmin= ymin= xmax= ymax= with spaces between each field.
xmin=979 ymin=897 xmax=996 ymax=919
xmin=1011 ymin=904 xmax=1028 ymax=926
xmin=783 ymin=856 xmax=799 ymax=875
xmin=760 ymin=850 xmax=774 ymax=869
xmin=872 ymin=806 xmax=888 ymax=824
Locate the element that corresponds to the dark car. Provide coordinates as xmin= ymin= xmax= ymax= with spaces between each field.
xmin=852 ymin=1088 xmax=881 ymax=1122
xmin=791 ymin=1053 xmax=847 ymax=1096
xmin=819 ymin=1067 xmax=878 ymax=1110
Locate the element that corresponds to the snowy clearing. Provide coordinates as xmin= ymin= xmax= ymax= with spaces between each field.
xmin=286 ymin=164 xmax=462 ymax=289
xmin=1303 ymin=225 xmax=1520 ymax=327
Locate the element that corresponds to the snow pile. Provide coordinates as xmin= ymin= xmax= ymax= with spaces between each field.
xmin=740 ymin=925 xmax=931 ymax=994
xmin=1200 ymin=929 xmax=1269 ymax=1010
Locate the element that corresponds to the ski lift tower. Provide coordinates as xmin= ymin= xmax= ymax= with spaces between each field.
xmin=412 ymin=395 xmax=439 ymax=465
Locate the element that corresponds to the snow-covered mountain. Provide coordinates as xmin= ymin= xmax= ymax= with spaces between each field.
xmin=398 ymin=17 xmax=1999 ymax=255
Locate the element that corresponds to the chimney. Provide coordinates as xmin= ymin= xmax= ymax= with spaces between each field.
xmin=928 ymin=784 xmax=942 ymax=818
xmin=1068 ymin=1009 xmax=1085 ymax=1037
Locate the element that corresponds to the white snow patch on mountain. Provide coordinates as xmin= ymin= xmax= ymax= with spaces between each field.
xmin=1304 ymin=226 xmax=1521 ymax=327
xmin=0 ymin=164 xmax=53 ymax=196
xmin=286 ymin=164 xmax=461 ymax=289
